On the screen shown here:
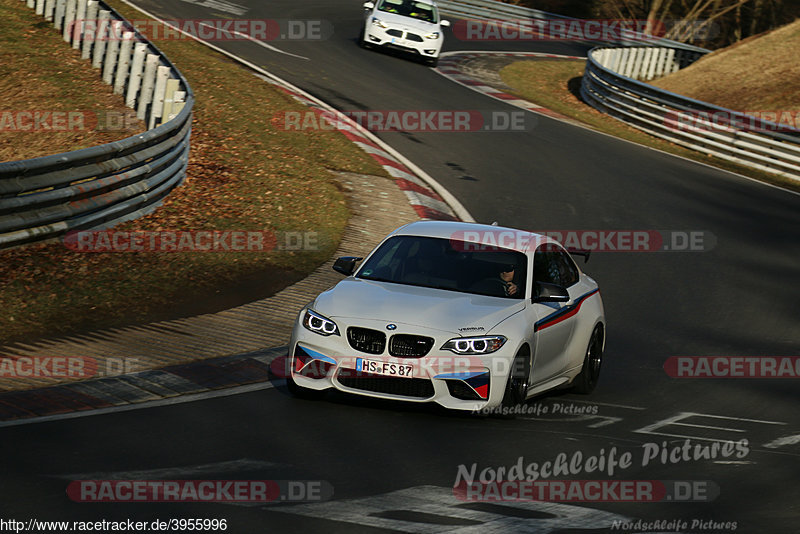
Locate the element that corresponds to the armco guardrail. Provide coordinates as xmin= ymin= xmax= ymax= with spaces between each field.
xmin=437 ymin=0 xmax=570 ymax=23
xmin=0 ymin=0 xmax=194 ymax=249
xmin=581 ymin=46 xmax=800 ymax=181
xmin=435 ymin=0 xmax=709 ymax=50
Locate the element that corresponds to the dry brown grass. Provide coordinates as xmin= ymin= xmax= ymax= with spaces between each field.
xmin=652 ymin=19 xmax=800 ymax=121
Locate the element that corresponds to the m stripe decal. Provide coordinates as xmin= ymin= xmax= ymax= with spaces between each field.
xmin=534 ymin=289 xmax=599 ymax=332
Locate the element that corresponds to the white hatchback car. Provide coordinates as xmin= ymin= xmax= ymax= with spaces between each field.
xmin=286 ymin=221 xmax=606 ymax=414
xmin=360 ymin=0 xmax=450 ymax=66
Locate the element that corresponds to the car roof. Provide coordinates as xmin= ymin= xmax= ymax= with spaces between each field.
xmin=389 ymin=220 xmax=556 ymax=254
xmin=381 ymin=0 xmax=441 ymax=9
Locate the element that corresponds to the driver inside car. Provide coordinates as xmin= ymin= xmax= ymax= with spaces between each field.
xmin=470 ymin=263 xmax=520 ymax=298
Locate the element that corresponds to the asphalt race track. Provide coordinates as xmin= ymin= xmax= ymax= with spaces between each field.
xmin=3 ymin=0 xmax=798 ymax=532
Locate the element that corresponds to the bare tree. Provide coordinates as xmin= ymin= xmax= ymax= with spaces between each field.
xmin=519 ymin=0 xmax=798 ymax=47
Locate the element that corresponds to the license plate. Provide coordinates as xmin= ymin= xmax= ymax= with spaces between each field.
xmin=391 ymin=37 xmax=408 ymax=46
xmin=356 ymin=358 xmax=413 ymax=378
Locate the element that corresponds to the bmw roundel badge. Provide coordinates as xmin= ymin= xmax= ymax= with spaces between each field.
xmin=386 ymin=324 xmax=397 ymax=330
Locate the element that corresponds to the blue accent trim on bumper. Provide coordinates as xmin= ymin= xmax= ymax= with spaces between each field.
xmin=434 ymin=371 xmax=486 ymax=380
xmin=297 ymin=344 xmax=337 ymax=366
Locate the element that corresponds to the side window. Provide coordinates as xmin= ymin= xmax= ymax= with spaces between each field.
xmin=533 ymin=244 xmax=580 ymax=288
xmin=553 ymin=249 xmax=579 ymax=287
xmin=533 ymin=245 xmax=560 ymax=286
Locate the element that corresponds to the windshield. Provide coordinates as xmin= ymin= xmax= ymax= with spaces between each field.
xmin=356 ymin=235 xmax=527 ymax=299
xmin=377 ymin=0 xmax=438 ymax=23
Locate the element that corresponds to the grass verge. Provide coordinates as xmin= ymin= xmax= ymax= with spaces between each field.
xmin=497 ymin=59 xmax=800 ymax=193
xmin=652 ymin=19 xmax=800 ymax=115
xmin=0 ymin=0 xmax=389 ymax=344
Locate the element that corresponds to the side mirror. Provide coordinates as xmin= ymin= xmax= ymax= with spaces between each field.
xmin=333 ymin=256 xmax=363 ymax=276
xmin=440 ymin=19 xmax=451 ymax=27
xmin=363 ymin=1 xmax=375 ymax=9
xmin=533 ymin=282 xmax=570 ymax=303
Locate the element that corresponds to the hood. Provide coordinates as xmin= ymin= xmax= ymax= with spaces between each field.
xmin=371 ymin=11 xmax=439 ymax=32
xmin=313 ymin=278 xmax=524 ymax=334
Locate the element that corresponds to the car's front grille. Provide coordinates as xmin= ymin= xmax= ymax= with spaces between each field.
xmin=347 ymin=327 xmax=386 ymax=354
xmin=386 ymin=29 xmax=403 ymax=37
xmin=389 ymin=334 xmax=434 ymax=357
xmin=406 ymin=32 xmax=423 ymax=42
xmin=337 ymin=370 xmax=434 ymax=398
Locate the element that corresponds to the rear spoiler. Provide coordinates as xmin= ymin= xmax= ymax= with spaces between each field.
xmin=568 ymin=249 xmax=591 ymax=263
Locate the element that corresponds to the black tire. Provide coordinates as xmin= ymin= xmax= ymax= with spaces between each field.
xmin=498 ymin=347 xmax=531 ymax=417
xmin=358 ymin=28 xmax=371 ymax=49
xmin=572 ymin=325 xmax=603 ymax=394
xmin=427 ymin=57 xmax=439 ymax=67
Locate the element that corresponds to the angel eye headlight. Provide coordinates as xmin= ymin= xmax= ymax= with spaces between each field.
xmin=302 ymin=309 xmax=340 ymax=336
xmin=442 ymin=335 xmax=506 ymax=354
xmin=425 ymin=31 xmax=440 ymax=39
xmin=371 ymin=17 xmax=387 ymax=28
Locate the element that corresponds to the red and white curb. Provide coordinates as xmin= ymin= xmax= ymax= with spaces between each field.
xmin=435 ymin=51 xmax=584 ymax=123
xmin=0 ymin=348 xmax=286 ymax=426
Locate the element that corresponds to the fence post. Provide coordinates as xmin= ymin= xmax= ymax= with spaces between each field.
xmin=647 ymin=48 xmax=660 ymax=80
xmin=610 ymin=48 xmax=623 ymax=73
xmin=72 ymin=0 xmax=87 ymax=50
xmin=637 ymin=48 xmax=647 ymax=80
xmin=664 ymin=48 xmax=676 ymax=75
xmin=160 ymin=78 xmax=180 ymax=125
xmin=81 ymin=0 xmax=98 ymax=60
xmin=102 ymin=20 xmax=122 ymax=84
xmin=623 ymin=48 xmax=638 ymax=78
xmin=172 ymin=90 xmax=186 ymax=118
xmin=62 ymin=0 xmax=77 ymax=43
xmin=137 ymin=54 xmax=160 ymax=121
xmin=618 ymin=48 xmax=630 ymax=76
xmin=126 ymin=42 xmax=147 ymax=108
xmin=54 ymin=0 xmax=66 ymax=29
xmin=149 ymin=65 xmax=170 ymax=129
xmin=114 ymin=32 xmax=135 ymax=95
xmin=92 ymin=9 xmax=110 ymax=68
